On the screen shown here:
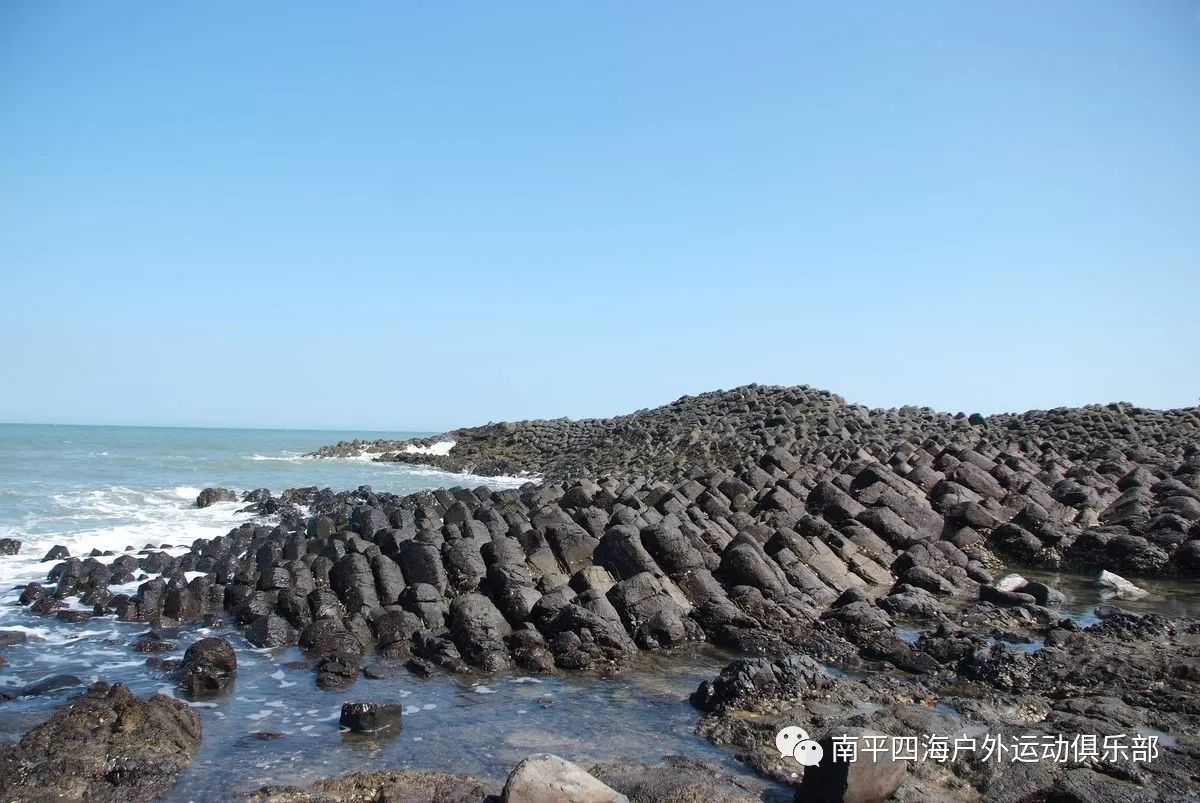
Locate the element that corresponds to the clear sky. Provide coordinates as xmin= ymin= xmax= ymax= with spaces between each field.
xmin=2 ymin=2 xmax=1197 ymax=431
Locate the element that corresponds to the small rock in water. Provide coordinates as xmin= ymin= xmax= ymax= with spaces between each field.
xmin=980 ymin=584 xmax=1036 ymax=608
xmin=41 ymin=545 xmax=70 ymax=562
xmin=363 ymin=662 xmax=404 ymax=680
xmin=195 ymin=487 xmax=239 ymax=508
xmin=404 ymin=657 xmax=435 ymax=678
xmin=1096 ymin=569 xmax=1148 ymax=600
xmin=0 ymin=630 xmax=29 ymax=648
xmin=0 ymin=538 xmax=21 ymax=556
xmin=0 ymin=674 xmax=86 ymax=701
xmin=339 ymin=702 xmax=403 ymax=734
xmin=1020 ymin=580 xmax=1065 ymax=606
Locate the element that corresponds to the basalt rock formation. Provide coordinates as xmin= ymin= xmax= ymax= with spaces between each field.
xmin=10 ymin=384 xmax=1200 ymax=800
xmin=17 ymin=385 xmax=1200 ymax=689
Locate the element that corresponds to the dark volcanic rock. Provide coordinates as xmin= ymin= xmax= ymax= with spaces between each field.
xmin=178 ymin=636 xmax=238 ymax=695
xmin=0 ymin=538 xmax=20 ymax=556
xmin=196 ymin=487 xmax=238 ymax=508
xmin=0 ymin=674 xmax=85 ymax=701
xmin=0 ymin=681 xmax=201 ymax=802
xmin=41 ymin=544 xmax=69 ymax=562
xmin=339 ymin=701 xmax=403 ymax=734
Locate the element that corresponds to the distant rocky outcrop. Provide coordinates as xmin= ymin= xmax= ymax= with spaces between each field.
xmin=308 ymin=384 xmax=1200 ymax=485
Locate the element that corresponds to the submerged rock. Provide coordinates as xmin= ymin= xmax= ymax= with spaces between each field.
xmin=0 ymin=673 xmax=85 ymax=701
xmin=243 ymin=769 xmax=494 ymax=801
xmin=0 ymin=681 xmax=201 ymax=802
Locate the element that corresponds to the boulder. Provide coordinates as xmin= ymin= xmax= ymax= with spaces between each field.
xmin=1095 ymin=569 xmax=1148 ymax=600
xmin=41 ymin=545 xmax=70 ymax=562
xmin=0 ymin=538 xmax=20 ymax=556
xmin=178 ymin=637 xmax=237 ymax=694
xmin=196 ymin=487 xmax=238 ymax=508
xmin=503 ymin=753 xmax=629 ymax=802
xmin=0 ymin=681 xmax=201 ymax=802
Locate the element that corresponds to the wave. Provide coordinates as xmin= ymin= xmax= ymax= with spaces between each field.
xmin=0 ymin=485 xmax=255 ymax=613
xmin=246 ymin=452 xmax=312 ymax=463
xmin=403 ymin=440 xmax=456 ymax=457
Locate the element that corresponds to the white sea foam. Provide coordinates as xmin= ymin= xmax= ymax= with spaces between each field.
xmin=404 ymin=440 xmax=456 ymax=457
xmin=246 ymin=452 xmax=310 ymax=462
xmin=0 ymin=485 xmax=255 ymax=619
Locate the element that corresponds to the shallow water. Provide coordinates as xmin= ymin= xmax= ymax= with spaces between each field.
xmin=1006 ymin=568 xmax=1200 ymax=628
xmin=0 ymin=424 xmax=763 ymax=798
xmin=0 ymin=611 xmax=751 ymax=800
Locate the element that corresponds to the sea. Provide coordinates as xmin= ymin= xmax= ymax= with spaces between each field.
xmin=0 ymin=423 xmax=764 ymax=800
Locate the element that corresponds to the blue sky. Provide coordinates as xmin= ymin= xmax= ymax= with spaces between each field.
xmin=2 ymin=2 xmax=1197 ymax=430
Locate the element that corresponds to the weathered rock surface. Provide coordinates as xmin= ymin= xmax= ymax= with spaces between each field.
xmin=197 ymin=487 xmax=239 ymax=507
xmin=243 ymin=769 xmax=495 ymax=802
xmin=502 ymin=753 xmax=629 ymax=802
xmin=0 ymin=681 xmax=202 ymax=802
xmin=179 ymin=636 xmax=238 ymax=694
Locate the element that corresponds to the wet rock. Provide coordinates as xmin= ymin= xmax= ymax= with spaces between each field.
xmin=244 ymin=769 xmax=494 ymax=801
xmin=0 ymin=538 xmax=20 ymax=556
xmin=0 ymin=674 xmax=85 ymax=701
xmin=196 ymin=487 xmax=238 ymax=508
xmin=1020 ymin=580 xmax=1065 ymax=607
xmin=41 ymin=545 xmax=70 ymax=562
xmin=339 ymin=701 xmax=402 ymax=734
xmin=178 ymin=636 xmax=238 ymax=695
xmin=0 ymin=630 xmax=27 ymax=648
xmin=503 ymin=753 xmax=629 ymax=802
xmin=691 ymin=654 xmax=833 ymax=712
xmin=247 ymin=614 xmax=297 ymax=648
xmin=448 ymin=593 xmax=512 ymax=671
xmin=979 ymin=584 xmax=1037 ymax=608
xmin=0 ymin=681 xmax=201 ymax=802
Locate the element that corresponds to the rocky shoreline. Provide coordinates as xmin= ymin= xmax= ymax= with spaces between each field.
xmin=3 ymin=383 xmax=1199 ymax=800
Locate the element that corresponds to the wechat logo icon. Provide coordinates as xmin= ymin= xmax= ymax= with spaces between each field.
xmin=776 ymin=725 xmax=824 ymax=767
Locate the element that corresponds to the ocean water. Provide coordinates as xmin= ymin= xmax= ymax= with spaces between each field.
xmin=0 ymin=423 xmax=532 ymax=595
xmin=0 ymin=424 xmax=763 ymax=799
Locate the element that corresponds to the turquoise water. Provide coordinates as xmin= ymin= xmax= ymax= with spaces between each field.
xmin=0 ymin=424 xmax=760 ymax=798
